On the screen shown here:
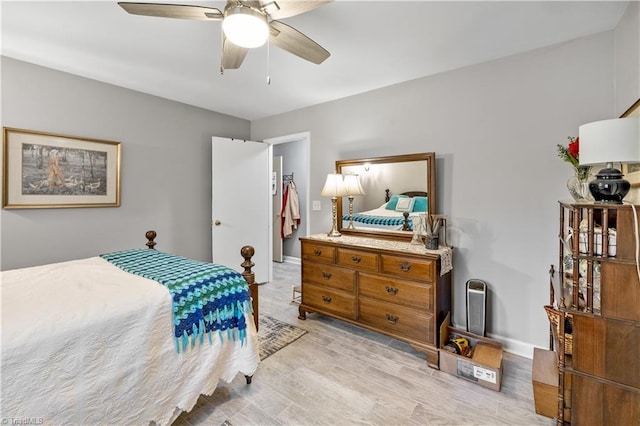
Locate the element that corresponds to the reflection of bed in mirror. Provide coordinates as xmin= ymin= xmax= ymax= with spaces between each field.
xmin=342 ymin=189 xmax=428 ymax=231
xmin=335 ymin=153 xmax=436 ymax=240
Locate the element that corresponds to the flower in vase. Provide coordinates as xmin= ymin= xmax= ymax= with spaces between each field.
xmin=557 ymin=136 xmax=591 ymax=181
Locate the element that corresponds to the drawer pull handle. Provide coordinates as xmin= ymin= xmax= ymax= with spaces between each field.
xmin=399 ymin=263 xmax=412 ymax=272
xmin=322 ymin=272 xmax=332 ymax=280
xmin=322 ymin=296 xmax=332 ymax=304
xmin=386 ymin=314 xmax=399 ymax=324
xmin=314 ymin=249 xmax=322 ymax=256
xmin=351 ymin=256 xmax=362 ymax=264
xmin=385 ymin=286 xmax=399 ymax=295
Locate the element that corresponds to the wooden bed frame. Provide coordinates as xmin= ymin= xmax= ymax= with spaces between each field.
xmin=383 ymin=189 xmax=429 ymax=231
xmin=144 ymin=230 xmax=259 ymax=384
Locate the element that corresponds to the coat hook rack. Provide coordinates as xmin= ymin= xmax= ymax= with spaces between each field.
xmin=283 ymin=172 xmax=294 ymax=183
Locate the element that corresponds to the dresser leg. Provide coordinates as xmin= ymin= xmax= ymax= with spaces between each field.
xmin=244 ymin=375 xmax=252 ymax=384
xmin=298 ymin=306 xmax=307 ymax=320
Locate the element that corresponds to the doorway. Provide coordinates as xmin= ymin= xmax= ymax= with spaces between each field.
xmin=266 ymin=132 xmax=310 ymax=263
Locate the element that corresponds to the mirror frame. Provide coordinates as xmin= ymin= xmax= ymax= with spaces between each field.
xmin=336 ymin=152 xmax=436 ymax=241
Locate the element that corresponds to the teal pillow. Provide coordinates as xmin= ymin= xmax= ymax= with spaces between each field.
xmin=412 ymin=196 xmax=428 ymax=212
xmin=385 ymin=194 xmax=408 ymax=210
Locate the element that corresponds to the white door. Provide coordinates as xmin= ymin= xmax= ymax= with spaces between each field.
xmin=212 ymin=137 xmax=271 ymax=283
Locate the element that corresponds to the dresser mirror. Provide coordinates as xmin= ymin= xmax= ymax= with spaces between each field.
xmin=336 ymin=152 xmax=436 ymax=240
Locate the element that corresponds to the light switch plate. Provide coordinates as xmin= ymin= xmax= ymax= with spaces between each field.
xmin=312 ymin=200 xmax=321 ymax=211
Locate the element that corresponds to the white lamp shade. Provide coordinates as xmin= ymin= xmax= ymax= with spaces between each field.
xmin=579 ymin=118 xmax=640 ymax=165
xmin=343 ymin=174 xmax=366 ymax=196
xmin=320 ymin=174 xmax=347 ymax=197
xmin=222 ymin=6 xmax=269 ymax=48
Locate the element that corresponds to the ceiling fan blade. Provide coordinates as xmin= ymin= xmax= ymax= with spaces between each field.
xmin=269 ymin=20 xmax=330 ymax=64
xmin=264 ymin=0 xmax=332 ymax=20
xmin=222 ymin=36 xmax=249 ymax=70
xmin=118 ymin=2 xmax=223 ymax=20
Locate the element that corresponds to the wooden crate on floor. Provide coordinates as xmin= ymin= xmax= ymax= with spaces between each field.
xmin=532 ymin=347 xmax=558 ymax=418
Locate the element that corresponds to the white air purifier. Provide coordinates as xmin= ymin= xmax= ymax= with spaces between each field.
xmin=466 ymin=279 xmax=487 ymax=336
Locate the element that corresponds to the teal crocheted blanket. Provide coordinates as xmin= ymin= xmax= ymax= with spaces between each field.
xmin=100 ymin=248 xmax=252 ymax=352
xmin=343 ymin=214 xmax=412 ymax=228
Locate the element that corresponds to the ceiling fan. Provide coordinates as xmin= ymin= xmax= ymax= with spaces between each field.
xmin=118 ymin=1 xmax=331 ymax=72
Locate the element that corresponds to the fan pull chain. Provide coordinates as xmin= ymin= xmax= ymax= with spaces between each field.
xmin=266 ymin=38 xmax=271 ymax=85
xmin=219 ymin=26 xmax=225 ymax=75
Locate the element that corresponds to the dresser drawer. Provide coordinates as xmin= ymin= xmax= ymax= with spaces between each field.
xmin=303 ymin=284 xmax=356 ymax=319
xmin=302 ymin=242 xmax=335 ymax=264
xmin=302 ymin=262 xmax=355 ymax=292
xmin=380 ymin=254 xmax=435 ymax=282
xmin=359 ymin=272 xmax=433 ymax=312
xmin=337 ymin=248 xmax=378 ymax=271
xmin=359 ymin=297 xmax=433 ymax=344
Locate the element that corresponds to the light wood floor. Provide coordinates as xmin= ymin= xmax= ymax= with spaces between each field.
xmin=174 ymin=262 xmax=553 ymax=426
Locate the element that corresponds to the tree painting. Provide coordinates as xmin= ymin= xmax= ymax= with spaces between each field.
xmin=21 ymin=143 xmax=108 ymax=196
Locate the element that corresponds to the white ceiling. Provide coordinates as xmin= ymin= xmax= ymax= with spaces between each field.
xmin=1 ymin=1 xmax=630 ymax=121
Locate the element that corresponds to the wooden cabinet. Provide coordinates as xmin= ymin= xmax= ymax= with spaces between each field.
xmin=555 ymin=202 xmax=640 ymax=425
xmin=298 ymin=234 xmax=452 ymax=368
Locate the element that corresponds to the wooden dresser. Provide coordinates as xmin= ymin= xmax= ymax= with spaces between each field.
xmin=298 ymin=234 xmax=453 ymax=368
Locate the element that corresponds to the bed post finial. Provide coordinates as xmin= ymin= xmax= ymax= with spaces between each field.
xmin=145 ymin=230 xmax=157 ymax=250
xmin=402 ymin=211 xmax=411 ymax=231
xmin=240 ymin=245 xmax=258 ymax=332
xmin=241 ymin=245 xmax=255 ymax=275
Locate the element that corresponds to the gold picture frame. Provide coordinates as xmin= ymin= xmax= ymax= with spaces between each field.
xmin=621 ymin=98 xmax=640 ymax=187
xmin=2 ymin=127 xmax=121 ymax=208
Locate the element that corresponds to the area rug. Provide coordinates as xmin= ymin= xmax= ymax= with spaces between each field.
xmin=258 ymin=315 xmax=307 ymax=360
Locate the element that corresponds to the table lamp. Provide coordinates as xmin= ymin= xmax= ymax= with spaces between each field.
xmin=343 ymin=174 xmax=366 ymax=230
xmin=321 ymin=173 xmax=347 ymax=237
xmin=579 ymin=118 xmax=640 ymax=204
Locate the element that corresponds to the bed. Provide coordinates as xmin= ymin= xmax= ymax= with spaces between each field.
xmin=342 ymin=190 xmax=429 ymax=231
xmin=0 ymin=231 xmax=260 ymax=425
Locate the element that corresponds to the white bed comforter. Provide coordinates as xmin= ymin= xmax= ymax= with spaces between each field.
xmin=1 ymin=257 xmax=259 ymax=425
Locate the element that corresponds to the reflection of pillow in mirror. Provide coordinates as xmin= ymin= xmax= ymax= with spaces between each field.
xmin=412 ymin=196 xmax=428 ymax=212
xmin=385 ymin=194 xmax=408 ymax=210
xmin=395 ymin=197 xmax=415 ymax=212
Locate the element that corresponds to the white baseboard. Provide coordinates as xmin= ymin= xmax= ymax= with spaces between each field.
xmin=488 ymin=332 xmax=536 ymax=359
xmin=283 ymin=256 xmax=301 ymax=265
xmin=452 ymin=322 xmax=536 ymax=359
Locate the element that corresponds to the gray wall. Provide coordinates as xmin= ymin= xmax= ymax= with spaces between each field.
xmin=0 ymin=57 xmax=250 ymax=270
xmin=615 ymin=0 xmax=640 ymax=116
xmin=251 ymin=32 xmax=617 ymax=354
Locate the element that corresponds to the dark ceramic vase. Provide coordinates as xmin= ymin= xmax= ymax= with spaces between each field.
xmin=588 ymin=167 xmax=630 ymax=204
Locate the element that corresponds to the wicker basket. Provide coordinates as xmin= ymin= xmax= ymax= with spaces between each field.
xmin=544 ymin=305 xmax=573 ymax=355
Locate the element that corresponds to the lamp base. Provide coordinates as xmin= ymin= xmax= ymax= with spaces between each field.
xmin=347 ymin=195 xmax=356 ymax=230
xmin=327 ymin=229 xmax=342 ymax=237
xmin=588 ymin=167 xmax=630 ymax=204
xmin=327 ymin=196 xmax=342 ymax=237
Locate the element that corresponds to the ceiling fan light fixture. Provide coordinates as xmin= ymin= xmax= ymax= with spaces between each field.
xmin=222 ymin=5 xmax=269 ymax=48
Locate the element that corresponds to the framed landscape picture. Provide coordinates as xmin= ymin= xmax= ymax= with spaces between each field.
xmin=621 ymin=98 xmax=640 ymax=187
xmin=2 ymin=127 xmax=121 ymax=208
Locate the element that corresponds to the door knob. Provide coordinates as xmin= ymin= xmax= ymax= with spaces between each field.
xmin=214 ymin=220 xmax=221 ymax=226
